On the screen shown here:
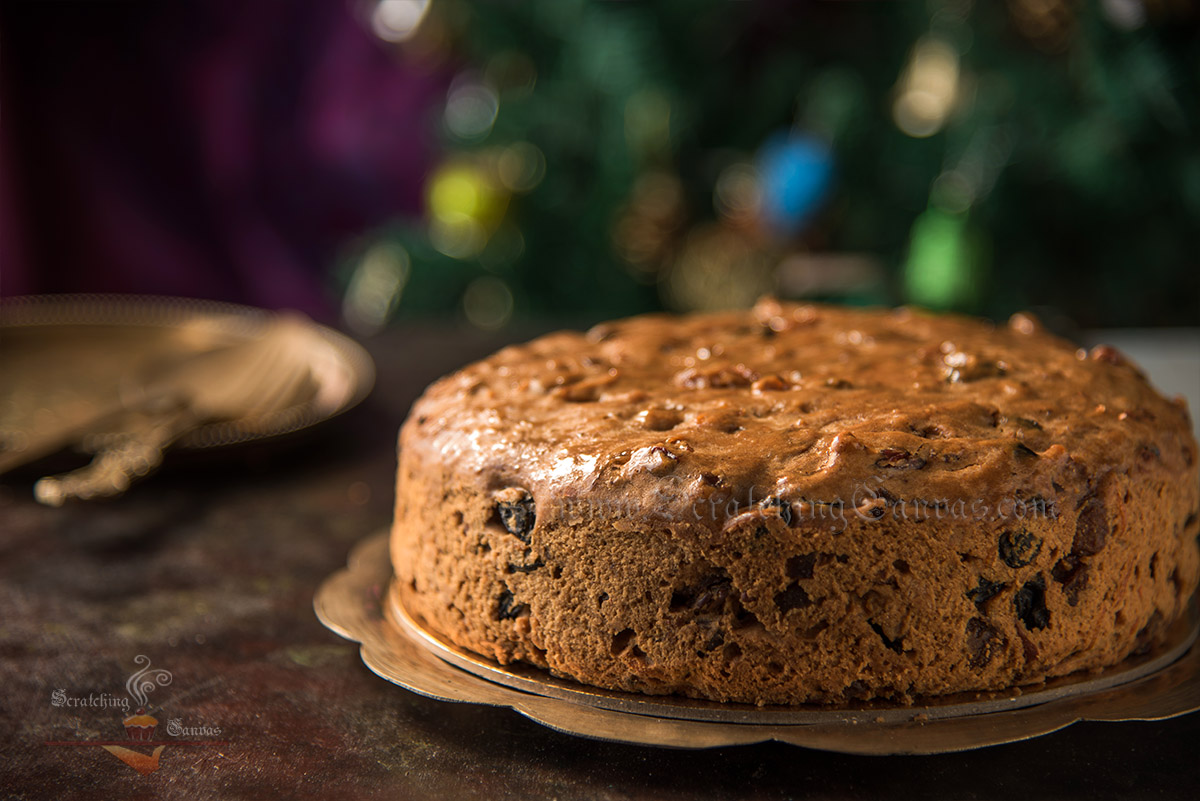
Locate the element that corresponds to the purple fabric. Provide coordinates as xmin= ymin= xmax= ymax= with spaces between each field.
xmin=0 ymin=0 xmax=449 ymax=321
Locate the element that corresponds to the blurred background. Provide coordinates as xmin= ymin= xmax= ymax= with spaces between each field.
xmin=2 ymin=0 xmax=1199 ymax=335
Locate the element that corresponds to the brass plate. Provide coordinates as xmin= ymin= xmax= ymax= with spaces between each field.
xmin=0 ymin=294 xmax=374 ymax=452
xmin=316 ymin=535 xmax=1200 ymax=754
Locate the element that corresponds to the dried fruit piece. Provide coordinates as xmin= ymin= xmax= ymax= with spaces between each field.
xmin=1017 ymin=630 xmax=1039 ymax=662
xmin=674 ymin=363 xmax=759 ymax=389
xmin=941 ymin=349 xmax=1007 ymax=382
xmin=690 ymin=576 xmax=733 ymax=615
xmin=671 ymin=572 xmax=733 ymax=616
xmin=1014 ymin=575 xmax=1050 ymax=631
xmin=998 ymin=530 xmax=1043 ymax=568
xmin=751 ymin=374 xmax=789 ymax=392
xmin=732 ymin=604 xmax=760 ymax=630
xmin=553 ymin=372 xmax=615 ymax=402
xmin=636 ymin=407 xmax=682 ymax=431
xmin=911 ymin=423 xmax=949 ymax=439
xmin=698 ymin=629 xmax=725 ymax=654
xmin=774 ymin=583 xmax=812 ymax=613
xmin=966 ymin=576 xmax=1007 ymax=610
xmin=1051 ymin=555 xmax=1088 ymax=606
xmin=1073 ymin=495 xmax=1109 ymax=556
xmin=496 ymin=490 xmax=536 ymax=543
xmin=495 ymin=589 xmax=527 ymax=620
xmin=965 ymin=617 xmax=1005 ymax=668
xmin=506 ymin=557 xmax=545 ymax=574
xmin=786 ymin=553 xmax=819 ymax=580
xmin=875 ymin=448 xmax=927 ymax=470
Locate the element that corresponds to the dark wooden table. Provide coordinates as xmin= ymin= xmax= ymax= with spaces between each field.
xmin=3 ymin=324 xmax=1198 ymax=800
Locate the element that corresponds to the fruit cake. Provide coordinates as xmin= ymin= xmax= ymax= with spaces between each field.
xmin=391 ymin=299 xmax=1199 ymax=705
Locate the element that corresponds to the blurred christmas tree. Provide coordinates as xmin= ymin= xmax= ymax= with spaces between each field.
xmin=341 ymin=0 xmax=1200 ymax=333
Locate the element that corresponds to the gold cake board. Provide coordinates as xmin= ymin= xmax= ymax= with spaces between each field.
xmin=315 ymin=534 xmax=1200 ymax=754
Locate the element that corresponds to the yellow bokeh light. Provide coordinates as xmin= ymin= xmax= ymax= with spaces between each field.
xmin=427 ymin=163 xmax=506 ymax=225
xmin=426 ymin=162 xmax=508 ymax=260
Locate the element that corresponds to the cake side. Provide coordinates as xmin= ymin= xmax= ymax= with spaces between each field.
xmin=393 ymin=435 xmax=1198 ymax=704
xmin=391 ymin=301 xmax=1200 ymax=705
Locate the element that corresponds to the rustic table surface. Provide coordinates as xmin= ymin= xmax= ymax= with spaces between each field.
xmin=2 ymin=323 xmax=1198 ymax=800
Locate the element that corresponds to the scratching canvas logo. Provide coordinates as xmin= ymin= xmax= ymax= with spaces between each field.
xmin=46 ymin=655 xmax=226 ymax=776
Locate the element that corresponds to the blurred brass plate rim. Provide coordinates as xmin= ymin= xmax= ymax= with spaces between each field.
xmin=316 ymin=535 xmax=1200 ymax=753
xmin=0 ymin=293 xmax=375 ymax=450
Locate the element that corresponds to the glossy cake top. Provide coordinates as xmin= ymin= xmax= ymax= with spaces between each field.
xmin=402 ymin=299 xmax=1195 ymax=529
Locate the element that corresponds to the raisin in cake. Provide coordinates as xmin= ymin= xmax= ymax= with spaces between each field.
xmin=391 ymin=299 xmax=1199 ymax=705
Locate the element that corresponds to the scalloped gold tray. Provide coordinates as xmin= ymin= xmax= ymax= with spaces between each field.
xmin=315 ymin=534 xmax=1200 ymax=754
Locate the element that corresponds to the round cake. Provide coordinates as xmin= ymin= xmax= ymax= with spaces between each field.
xmin=391 ymin=299 xmax=1199 ymax=705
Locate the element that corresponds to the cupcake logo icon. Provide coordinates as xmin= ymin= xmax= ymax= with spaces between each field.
xmin=122 ymin=655 xmax=173 ymax=742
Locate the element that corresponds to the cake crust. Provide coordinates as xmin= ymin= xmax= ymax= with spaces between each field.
xmin=392 ymin=300 xmax=1199 ymax=705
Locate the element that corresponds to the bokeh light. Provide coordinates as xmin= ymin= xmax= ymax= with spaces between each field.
xmin=612 ymin=171 xmax=684 ymax=276
xmin=371 ymin=0 xmax=431 ymax=43
xmin=1101 ymin=0 xmax=1146 ymax=30
xmin=426 ymin=161 xmax=508 ymax=259
xmin=892 ymin=37 xmax=960 ymax=138
xmin=462 ymin=276 xmax=514 ymax=329
xmin=930 ymin=169 xmax=975 ymax=215
xmin=903 ymin=207 xmax=986 ymax=310
xmin=445 ymin=73 xmax=499 ymax=141
xmin=713 ymin=162 xmax=762 ymax=228
xmin=497 ymin=142 xmax=546 ymax=193
xmin=663 ymin=224 xmax=775 ymax=312
xmin=342 ymin=242 xmax=411 ymax=335
xmin=755 ymin=135 xmax=834 ymax=235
